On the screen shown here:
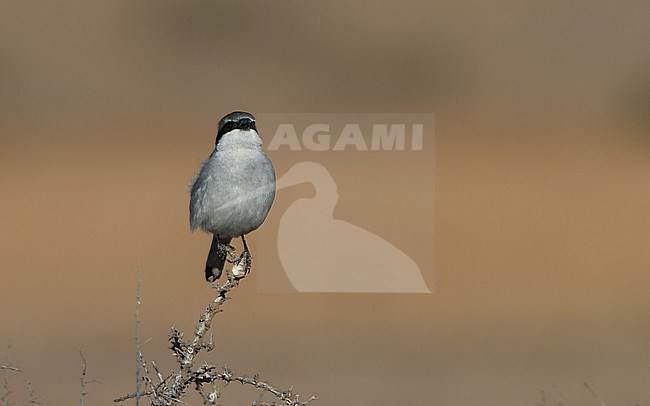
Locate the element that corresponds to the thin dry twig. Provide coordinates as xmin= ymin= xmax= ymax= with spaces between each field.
xmin=583 ymin=382 xmax=606 ymax=406
xmin=79 ymin=351 xmax=99 ymax=406
xmin=25 ymin=380 xmax=40 ymax=406
xmin=2 ymin=342 xmax=16 ymax=406
xmin=79 ymin=351 xmax=89 ymax=406
xmin=135 ymin=263 xmax=143 ymax=406
xmin=214 ymin=366 xmax=318 ymax=406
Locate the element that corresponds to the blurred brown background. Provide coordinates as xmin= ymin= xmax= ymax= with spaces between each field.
xmin=1 ymin=1 xmax=650 ymax=404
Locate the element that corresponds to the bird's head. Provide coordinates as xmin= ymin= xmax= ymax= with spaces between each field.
xmin=215 ymin=111 xmax=257 ymax=145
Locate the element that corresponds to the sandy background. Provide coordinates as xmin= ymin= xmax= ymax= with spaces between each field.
xmin=2 ymin=1 xmax=650 ymax=405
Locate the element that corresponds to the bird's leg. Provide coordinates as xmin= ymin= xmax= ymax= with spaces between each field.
xmin=240 ymin=235 xmax=252 ymax=274
xmin=222 ymin=242 xmax=238 ymax=263
xmin=228 ymin=235 xmax=252 ymax=279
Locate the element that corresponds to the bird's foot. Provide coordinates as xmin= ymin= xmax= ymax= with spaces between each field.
xmin=231 ymin=249 xmax=252 ymax=279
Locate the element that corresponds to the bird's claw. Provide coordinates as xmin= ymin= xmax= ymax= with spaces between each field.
xmin=230 ymin=250 xmax=251 ymax=270
xmin=231 ymin=250 xmax=252 ymax=279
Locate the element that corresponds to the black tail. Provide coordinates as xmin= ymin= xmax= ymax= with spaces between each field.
xmin=205 ymin=236 xmax=232 ymax=282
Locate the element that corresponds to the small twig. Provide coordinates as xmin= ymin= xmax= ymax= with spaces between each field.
xmin=140 ymin=359 xmax=159 ymax=404
xmin=79 ymin=352 xmax=89 ymax=406
xmin=79 ymin=351 xmax=99 ymax=406
xmin=135 ymin=264 xmax=142 ymax=406
xmin=25 ymin=380 xmax=39 ymax=406
xmin=2 ymin=342 xmax=14 ymax=406
xmin=583 ymin=382 xmax=606 ymax=406
xmin=151 ymin=361 xmax=165 ymax=384
xmin=215 ymin=367 xmax=317 ymax=406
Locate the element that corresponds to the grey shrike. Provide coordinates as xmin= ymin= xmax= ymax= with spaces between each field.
xmin=190 ymin=111 xmax=276 ymax=282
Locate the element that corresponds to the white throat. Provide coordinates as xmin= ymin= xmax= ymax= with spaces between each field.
xmin=217 ymin=129 xmax=263 ymax=151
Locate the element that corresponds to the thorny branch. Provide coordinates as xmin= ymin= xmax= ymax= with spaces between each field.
xmin=115 ymin=250 xmax=316 ymax=405
xmin=116 ymin=363 xmax=317 ymax=406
